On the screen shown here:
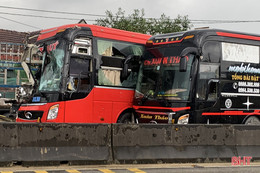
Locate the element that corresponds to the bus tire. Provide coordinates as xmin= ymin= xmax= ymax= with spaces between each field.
xmin=244 ymin=116 xmax=260 ymax=125
xmin=117 ymin=112 xmax=133 ymax=124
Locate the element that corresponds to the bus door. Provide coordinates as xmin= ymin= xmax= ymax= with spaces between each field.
xmin=64 ymin=38 xmax=94 ymax=123
xmin=195 ymin=62 xmax=220 ymax=123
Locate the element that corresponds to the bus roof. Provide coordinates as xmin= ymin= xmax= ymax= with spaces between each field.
xmin=148 ymin=29 xmax=260 ymax=46
xmin=37 ymin=23 xmax=151 ymax=44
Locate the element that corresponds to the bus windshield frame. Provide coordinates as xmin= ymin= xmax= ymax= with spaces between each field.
xmin=38 ymin=39 xmax=66 ymax=92
xmin=136 ymin=44 xmax=195 ymax=101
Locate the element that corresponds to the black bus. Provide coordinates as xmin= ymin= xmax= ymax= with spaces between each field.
xmin=134 ymin=29 xmax=260 ymax=125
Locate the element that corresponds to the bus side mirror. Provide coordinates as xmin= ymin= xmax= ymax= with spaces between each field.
xmin=122 ymin=55 xmax=132 ymax=79
xmin=179 ymin=47 xmax=199 ymax=72
xmin=123 ymin=63 xmax=129 ymax=79
xmin=122 ymin=55 xmax=141 ymax=78
xmin=179 ymin=56 xmax=187 ymax=72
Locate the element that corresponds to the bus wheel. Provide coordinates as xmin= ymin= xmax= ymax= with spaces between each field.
xmin=117 ymin=112 xmax=134 ymax=124
xmin=244 ymin=116 xmax=260 ymax=125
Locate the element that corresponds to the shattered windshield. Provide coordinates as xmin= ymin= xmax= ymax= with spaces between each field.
xmin=136 ymin=45 xmax=194 ymax=101
xmin=38 ymin=40 xmax=65 ymax=92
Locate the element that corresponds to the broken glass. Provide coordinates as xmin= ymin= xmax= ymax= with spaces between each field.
xmin=39 ymin=40 xmax=65 ymax=91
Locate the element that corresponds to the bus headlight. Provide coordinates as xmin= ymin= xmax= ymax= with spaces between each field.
xmin=177 ymin=114 xmax=189 ymax=124
xmin=47 ymin=104 xmax=59 ymax=120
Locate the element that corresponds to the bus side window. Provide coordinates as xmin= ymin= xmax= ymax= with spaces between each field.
xmin=97 ymin=40 xmax=122 ymax=86
xmin=98 ymin=68 xmax=121 ymax=86
xmin=196 ymin=63 xmax=219 ymax=100
xmin=67 ymin=57 xmax=92 ymax=92
xmin=207 ymin=80 xmax=219 ymax=101
xmin=97 ymin=39 xmax=144 ymax=88
xmin=202 ymin=41 xmax=221 ymax=63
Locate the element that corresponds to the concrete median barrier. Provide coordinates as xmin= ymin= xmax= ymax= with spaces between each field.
xmin=112 ymin=124 xmax=260 ymax=163
xmin=0 ymin=123 xmax=112 ymax=165
xmin=0 ymin=123 xmax=260 ymax=165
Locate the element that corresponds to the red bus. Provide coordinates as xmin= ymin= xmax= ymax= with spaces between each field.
xmin=16 ymin=23 xmax=150 ymax=123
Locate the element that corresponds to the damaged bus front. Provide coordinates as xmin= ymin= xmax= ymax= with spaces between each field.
xmin=16 ymin=23 xmax=150 ymax=123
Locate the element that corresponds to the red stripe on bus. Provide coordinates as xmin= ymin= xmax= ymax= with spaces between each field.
xmin=38 ymin=24 xmax=150 ymax=44
xmin=133 ymin=105 xmax=190 ymax=112
xmin=202 ymin=110 xmax=260 ymax=116
xmin=136 ymin=110 xmax=167 ymax=115
xmin=217 ymin=32 xmax=260 ymax=41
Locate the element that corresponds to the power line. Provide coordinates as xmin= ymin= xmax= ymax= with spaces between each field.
xmin=0 ymin=16 xmax=40 ymax=29
xmin=0 ymin=5 xmax=164 ymax=21
xmin=191 ymin=19 xmax=260 ymax=24
xmin=2 ymin=5 xmax=260 ymax=24
xmin=3 ymin=10 xmax=260 ymax=24
xmin=0 ymin=5 xmax=209 ymax=22
xmin=0 ymin=11 xmax=83 ymax=21
xmin=0 ymin=5 xmax=146 ymax=20
xmin=1 ymin=5 xmax=260 ymax=25
xmin=0 ymin=5 xmax=106 ymax=17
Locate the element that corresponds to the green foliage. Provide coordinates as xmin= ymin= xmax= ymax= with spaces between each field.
xmin=95 ymin=8 xmax=192 ymax=35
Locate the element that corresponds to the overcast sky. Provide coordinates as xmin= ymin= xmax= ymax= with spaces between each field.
xmin=1 ymin=0 xmax=260 ymax=35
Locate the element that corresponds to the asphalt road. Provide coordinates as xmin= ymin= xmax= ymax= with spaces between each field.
xmin=1 ymin=163 xmax=260 ymax=173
